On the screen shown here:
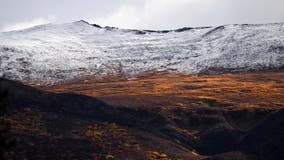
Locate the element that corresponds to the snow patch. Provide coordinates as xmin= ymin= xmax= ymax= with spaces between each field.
xmin=0 ymin=21 xmax=284 ymax=84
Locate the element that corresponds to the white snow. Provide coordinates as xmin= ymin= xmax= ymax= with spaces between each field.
xmin=0 ymin=21 xmax=284 ymax=84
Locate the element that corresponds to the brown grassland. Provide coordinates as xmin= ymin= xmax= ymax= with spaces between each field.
xmin=2 ymin=71 xmax=283 ymax=159
xmin=42 ymin=71 xmax=284 ymax=110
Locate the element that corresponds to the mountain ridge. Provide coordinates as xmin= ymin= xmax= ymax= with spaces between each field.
xmin=0 ymin=20 xmax=284 ymax=84
xmin=2 ymin=20 xmax=284 ymax=33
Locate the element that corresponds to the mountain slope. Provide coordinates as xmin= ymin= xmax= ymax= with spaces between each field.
xmin=0 ymin=21 xmax=284 ymax=84
xmin=0 ymin=75 xmax=284 ymax=160
xmin=2 ymin=77 xmax=284 ymax=160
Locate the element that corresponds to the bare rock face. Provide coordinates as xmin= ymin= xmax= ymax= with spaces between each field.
xmin=0 ymin=21 xmax=284 ymax=84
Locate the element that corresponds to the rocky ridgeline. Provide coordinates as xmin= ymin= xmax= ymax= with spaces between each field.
xmin=0 ymin=21 xmax=284 ymax=84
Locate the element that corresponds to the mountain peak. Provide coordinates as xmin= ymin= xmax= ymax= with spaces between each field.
xmin=74 ymin=20 xmax=89 ymax=24
xmin=72 ymin=20 xmax=102 ymax=28
xmin=0 ymin=21 xmax=283 ymax=84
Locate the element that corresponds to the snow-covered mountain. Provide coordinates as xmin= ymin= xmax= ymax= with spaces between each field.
xmin=0 ymin=20 xmax=284 ymax=84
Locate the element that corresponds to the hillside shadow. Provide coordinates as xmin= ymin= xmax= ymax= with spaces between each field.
xmin=1 ymin=78 xmax=283 ymax=160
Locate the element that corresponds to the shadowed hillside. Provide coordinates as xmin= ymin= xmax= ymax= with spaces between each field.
xmin=1 ymin=75 xmax=283 ymax=159
xmin=0 ymin=88 xmax=15 ymax=159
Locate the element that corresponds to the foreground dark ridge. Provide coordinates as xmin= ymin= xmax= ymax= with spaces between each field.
xmin=1 ymin=78 xmax=284 ymax=160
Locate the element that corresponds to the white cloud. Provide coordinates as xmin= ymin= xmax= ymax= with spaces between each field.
xmin=95 ymin=0 xmax=284 ymax=30
xmin=1 ymin=0 xmax=284 ymax=31
xmin=96 ymin=0 xmax=228 ymax=29
xmin=0 ymin=17 xmax=55 ymax=32
xmin=96 ymin=5 xmax=142 ymax=29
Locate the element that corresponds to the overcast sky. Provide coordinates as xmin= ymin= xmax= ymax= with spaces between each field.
xmin=1 ymin=0 xmax=284 ymax=31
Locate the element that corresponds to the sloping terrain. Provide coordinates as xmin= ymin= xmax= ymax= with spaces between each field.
xmin=1 ymin=71 xmax=283 ymax=160
xmin=1 ymin=78 xmax=198 ymax=160
xmin=43 ymin=71 xmax=284 ymax=109
xmin=0 ymin=21 xmax=284 ymax=159
xmin=0 ymin=21 xmax=284 ymax=84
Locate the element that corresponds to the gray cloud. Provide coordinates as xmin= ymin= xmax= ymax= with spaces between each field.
xmin=1 ymin=0 xmax=284 ymax=31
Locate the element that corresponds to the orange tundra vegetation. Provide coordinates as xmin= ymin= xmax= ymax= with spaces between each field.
xmin=42 ymin=71 xmax=284 ymax=109
xmin=2 ymin=71 xmax=283 ymax=160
